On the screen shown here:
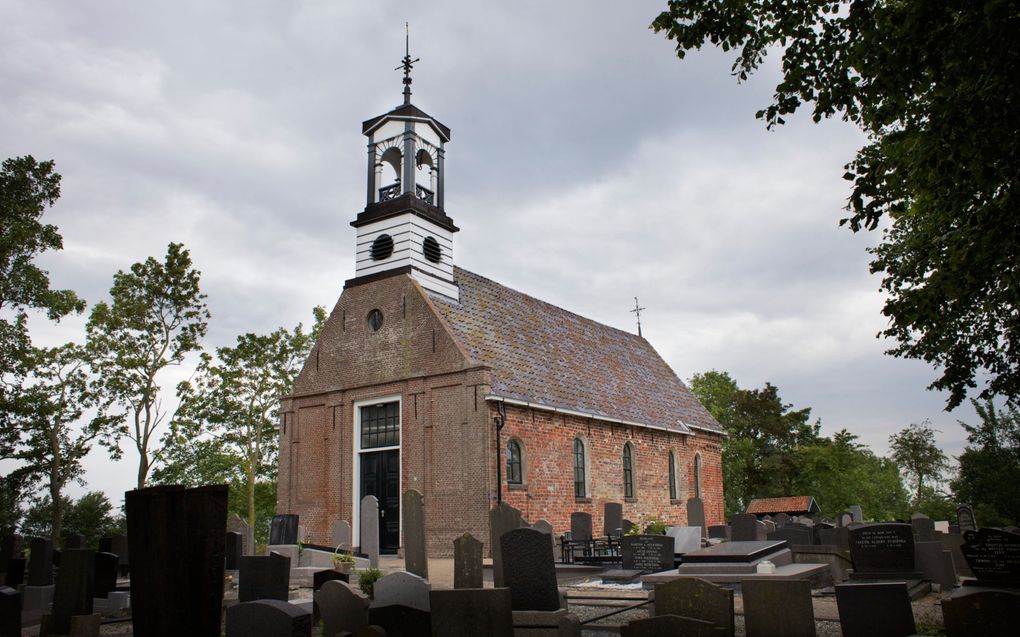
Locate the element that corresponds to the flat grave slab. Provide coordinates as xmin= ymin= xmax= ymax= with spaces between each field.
xmin=680 ymin=541 xmax=788 ymax=564
xmin=644 ymin=562 xmax=831 ymax=588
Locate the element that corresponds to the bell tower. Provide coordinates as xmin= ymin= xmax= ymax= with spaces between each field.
xmin=349 ymin=31 xmax=459 ymax=300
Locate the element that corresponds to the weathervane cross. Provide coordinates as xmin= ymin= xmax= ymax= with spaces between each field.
xmin=630 ymin=297 xmax=646 ymax=337
xmin=396 ymin=22 xmax=420 ymax=104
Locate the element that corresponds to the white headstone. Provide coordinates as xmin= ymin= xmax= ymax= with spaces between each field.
xmin=360 ymin=495 xmax=380 ymax=568
xmin=372 ymin=571 xmax=430 ymax=611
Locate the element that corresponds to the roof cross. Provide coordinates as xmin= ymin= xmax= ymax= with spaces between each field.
xmin=396 ymin=22 xmax=420 ymax=105
xmin=630 ymin=297 xmax=646 ymax=337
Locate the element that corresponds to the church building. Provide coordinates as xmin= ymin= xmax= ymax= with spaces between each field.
xmin=276 ymin=53 xmax=725 ymax=557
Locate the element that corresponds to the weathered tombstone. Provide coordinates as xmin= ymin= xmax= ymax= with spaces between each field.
xmin=911 ymin=513 xmax=936 ymax=541
xmin=848 ymin=523 xmax=917 ymax=577
xmin=665 ymin=526 xmax=702 ymax=555
xmin=44 ymin=547 xmax=94 ymax=636
xmin=570 ymin=511 xmax=593 ymax=541
xmin=403 ymin=489 xmax=428 ymax=580
xmin=960 ymin=527 xmax=1020 ymax=585
xmin=604 ymin=502 xmax=623 ymax=537
xmin=315 ymin=580 xmax=369 ymax=637
xmin=269 ymin=514 xmax=299 ymax=546
xmin=331 ymin=520 xmax=352 ymax=549
xmin=63 ymin=533 xmax=85 ymax=549
xmin=27 ymin=536 xmax=53 ymax=586
xmin=453 ymin=533 xmax=483 ymax=589
xmin=0 ymin=586 xmax=20 ymax=637
xmin=654 ymin=578 xmax=734 ymax=637
xmin=731 ymin=513 xmax=765 ymax=541
xmin=239 ymin=552 xmax=291 ymax=602
xmin=838 ymin=511 xmax=854 ymax=528
xmin=834 ymin=582 xmax=916 ymax=637
xmin=488 ymin=502 xmax=522 ymax=587
xmin=817 ymin=526 xmax=851 ymax=552
xmin=773 ymin=512 xmax=791 ymax=528
xmin=430 ymin=588 xmax=513 ymax=637
xmin=313 ymin=569 xmax=349 ymax=591
xmin=126 ymin=484 xmax=227 ymax=637
xmin=621 ymin=615 xmax=715 ymax=637
xmin=849 ymin=505 xmax=864 ymax=523
xmin=3 ymin=558 xmax=24 ymax=588
xmin=532 ymin=519 xmax=556 ymax=556
xmin=942 ymin=587 xmax=1020 ymax=637
xmin=225 ymin=532 xmax=243 ymax=570
xmin=742 ymin=579 xmax=816 ymax=637
xmin=621 ymin=535 xmax=674 ymax=573
xmin=708 ymin=524 xmax=730 ymax=540
xmin=955 ymin=504 xmax=977 ymax=533
xmin=94 ymin=551 xmax=119 ymax=598
xmin=360 ymin=495 xmax=380 ymax=568
xmin=686 ymin=498 xmax=707 ymax=537
xmin=227 ymin=514 xmax=252 ymax=556
xmin=225 ymin=599 xmax=312 ymax=637
xmin=768 ymin=525 xmax=813 ymax=548
xmin=373 ymin=571 xmax=430 ymax=612
xmin=369 ymin=604 xmax=432 ymax=637
xmin=914 ymin=540 xmax=957 ymax=589
xmin=500 ymin=528 xmax=559 ymax=611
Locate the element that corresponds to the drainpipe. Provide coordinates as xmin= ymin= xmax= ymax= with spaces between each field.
xmin=494 ymin=401 xmax=507 ymax=505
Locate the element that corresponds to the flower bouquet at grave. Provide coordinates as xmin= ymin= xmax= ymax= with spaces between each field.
xmin=331 ymin=545 xmax=356 ymax=573
xmin=626 ymin=514 xmax=668 ymax=536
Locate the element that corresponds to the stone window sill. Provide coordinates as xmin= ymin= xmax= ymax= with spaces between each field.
xmin=670 ymin=499 xmax=683 ymax=505
xmin=625 ymin=497 xmax=638 ymax=504
xmin=508 ymin=483 xmax=528 ymax=491
xmin=574 ymin=497 xmax=592 ymax=504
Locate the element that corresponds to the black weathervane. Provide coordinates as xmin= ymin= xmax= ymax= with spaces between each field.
xmin=397 ymin=22 xmax=420 ymax=105
xmin=631 ymin=297 xmax=646 ymax=337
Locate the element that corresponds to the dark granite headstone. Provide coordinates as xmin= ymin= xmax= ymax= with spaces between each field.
xmin=453 ymin=532 xmax=483 ymax=589
xmin=27 ymin=536 xmax=53 ymax=586
xmin=500 ymin=528 xmax=559 ymax=611
xmin=742 ymin=579 xmax=816 ymax=637
xmin=914 ymin=540 xmax=957 ymax=589
xmin=570 ymin=511 xmax=593 ymax=541
xmin=942 ymin=586 xmax=1020 ymax=637
xmin=225 ymin=531 xmax=242 ymax=570
xmin=767 ymin=525 xmax=813 ymax=548
xmin=681 ymin=540 xmax=787 ymax=564
xmin=773 ymin=512 xmax=791 ymax=529
xmin=817 ymin=526 xmax=850 ymax=552
xmin=621 ymin=614 xmax=715 ymax=637
xmin=430 ymin=588 xmax=513 ymax=637
xmin=708 ymin=525 xmax=730 ymax=540
xmin=911 ymin=513 xmax=935 ymax=542
xmin=109 ymin=535 xmax=129 ymax=575
xmin=686 ymin=498 xmax=706 ymax=537
xmin=315 ymin=580 xmax=369 ymax=636
xmin=654 ymin=578 xmax=734 ymax=637
xmin=269 ymin=514 xmax=299 ymax=546
xmin=621 ymin=535 xmax=674 ymax=573
xmin=1 ymin=586 xmax=20 ymax=637
xmin=98 ymin=536 xmax=112 ymax=554
xmin=94 ymin=551 xmax=119 ymax=598
xmin=834 ymin=582 xmax=916 ymax=637
xmin=731 ymin=513 xmax=765 ymax=541
xmin=0 ymin=535 xmax=16 ymax=562
xmin=369 ymin=604 xmax=431 ymax=637
xmin=403 ymin=489 xmax=428 ymax=580
xmin=955 ymin=505 xmax=976 ymax=532
xmin=3 ymin=558 xmax=24 ymax=588
xmin=604 ymin=503 xmax=623 ymax=537
xmin=63 ymin=533 xmax=85 ymax=549
xmin=811 ymin=522 xmax=834 ymax=546
xmin=126 ymin=484 xmax=228 ymax=637
xmin=961 ymin=527 xmax=1020 ymax=585
xmin=848 ymin=524 xmax=916 ymax=576
xmin=239 ymin=552 xmax=291 ymax=602
xmin=489 ymin=502 xmax=522 ymax=587
xmin=225 ymin=599 xmax=312 ymax=637
xmin=313 ymin=568 xmax=349 ymax=591
xmin=49 ymin=547 xmax=94 ymax=635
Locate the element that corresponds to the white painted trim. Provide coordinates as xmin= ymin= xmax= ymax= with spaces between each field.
xmin=351 ymin=394 xmax=402 ymax=549
xmin=483 ymin=394 xmax=696 ymax=436
xmin=688 ymin=424 xmax=727 ymax=437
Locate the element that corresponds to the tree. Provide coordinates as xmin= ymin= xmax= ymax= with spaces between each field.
xmin=652 ymin=2 xmax=1020 ymax=409
xmin=87 ymin=243 xmax=209 ymax=488
xmin=21 ymin=491 xmax=122 ymax=547
xmin=888 ymin=421 xmax=950 ymax=508
xmin=4 ymin=343 xmax=120 ymax=542
xmin=155 ymin=307 xmax=325 ymax=533
xmin=952 ymin=400 xmax=1020 ymax=525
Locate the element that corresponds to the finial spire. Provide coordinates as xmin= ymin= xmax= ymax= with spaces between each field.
xmin=630 ymin=297 xmax=646 ymax=337
xmin=396 ymin=22 xmax=420 ymax=105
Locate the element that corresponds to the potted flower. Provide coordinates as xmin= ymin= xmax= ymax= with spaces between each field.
xmin=331 ymin=549 xmax=356 ymax=574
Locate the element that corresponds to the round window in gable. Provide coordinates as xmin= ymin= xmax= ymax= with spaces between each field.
xmin=423 ymin=236 xmax=442 ymax=263
xmin=371 ymin=234 xmax=394 ymax=261
xmin=367 ymin=309 xmax=384 ymax=331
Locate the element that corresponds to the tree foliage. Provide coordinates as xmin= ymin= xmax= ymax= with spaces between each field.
xmin=653 ymin=2 xmax=1020 ymax=409
xmin=951 ymin=400 xmax=1020 ymax=525
xmin=888 ymin=421 xmax=950 ymax=507
xmin=21 ymin=491 xmax=123 ymax=547
xmin=87 ymin=243 xmax=209 ymax=489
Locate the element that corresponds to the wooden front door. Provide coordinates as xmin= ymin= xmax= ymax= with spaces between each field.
xmin=360 ymin=449 xmax=400 ymax=553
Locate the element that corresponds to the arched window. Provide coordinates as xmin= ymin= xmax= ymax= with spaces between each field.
xmin=623 ymin=442 xmax=635 ymax=499
xmin=668 ymin=451 xmax=678 ymax=500
xmin=694 ymin=453 xmax=703 ymax=499
xmin=506 ymin=439 xmax=523 ymax=485
xmin=573 ymin=438 xmax=587 ymax=498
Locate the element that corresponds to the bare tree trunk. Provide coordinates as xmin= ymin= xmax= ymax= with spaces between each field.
xmin=247 ymin=465 xmax=256 ymax=529
xmin=137 ymin=448 xmax=149 ymax=490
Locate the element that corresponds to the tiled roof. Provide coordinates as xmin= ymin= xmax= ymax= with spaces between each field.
xmin=746 ymin=496 xmax=820 ymax=515
xmin=426 ymin=267 xmax=723 ymax=435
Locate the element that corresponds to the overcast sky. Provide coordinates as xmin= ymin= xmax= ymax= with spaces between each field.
xmin=2 ymin=1 xmax=978 ymax=504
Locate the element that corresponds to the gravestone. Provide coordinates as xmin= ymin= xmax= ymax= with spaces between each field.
xmin=570 ymin=511 xmax=593 ymax=541
xmin=686 ymin=498 xmax=707 ymax=537
xmin=654 ymin=577 xmax=734 ymax=637
xmin=742 ymin=578 xmax=816 ymax=637
xmin=621 ymin=535 xmax=674 ymax=573
xmin=960 ymin=527 xmax=1020 ymax=585
xmin=313 ymin=569 xmax=349 ymax=591
xmin=403 ymin=489 xmax=428 ymax=580
xmin=848 ymin=524 xmax=917 ymax=577
xmin=3 ymin=558 xmax=24 ymax=588
xmin=773 ymin=512 xmax=791 ymax=528
xmin=46 ymin=547 xmax=94 ymax=636
xmin=914 ymin=540 xmax=957 ymax=589
xmin=762 ymin=520 xmax=777 ymax=534
xmin=28 ymin=536 xmax=53 ymax=586
xmin=731 ymin=513 xmax=766 ymax=541
xmin=369 ymin=604 xmax=432 ymax=637
xmin=269 ymin=514 xmax=299 ymax=546
xmin=127 ymin=485 xmax=227 ymax=637
xmin=373 ymin=571 xmax=430 ymax=612
xmin=239 ymin=552 xmax=291 ymax=602
xmin=63 ymin=533 xmax=85 ymax=549
xmin=911 ymin=513 xmax=935 ymax=542
xmin=315 ymin=580 xmax=369 ymax=637
xmin=708 ymin=525 xmax=730 ymax=540
xmin=109 ymin=535 xmax=129 ymax=575
xmin=834 ymin=582 xmax=916 ymax=637
xmin=532 ymin=519 xmax=556 ymax=556
xmin=816 ymin=526 xmax=850 ymax=552
xmin=604 ymin=502 xmax=623 ymax=537
xmin=941 ymin=532 xmax=973 ymax=578
xmin=430 ymin=588 xmax=513 ymax=637
xmin=500 ymin=528 xmax=559 ymax=611
xmin=488 ymin=502 xmax=522 ymax=587
xmin=0 ymin=535 xmax=17 ymax=562
xmin=228 ymin=514 xmax=252 ymax=556
xmin=768 ymin=524 xmax=813 ymax=548
xmin=849 ymin=505 xmax=864 ymax=523
xmin=838 ymin=512 xmax=854 ymax=528
xmin=0 ymin=586 xmax=19 ymax=637
xmin=331 ymin=520 xmax=352 ymax=549
xmin=956 ymin=505 xmax=976 ymax=533
xmin=942 ymin=587 xmax=1020 ymax=637
xmin=94 ymin=551 xmax=119 ymax=598
xmin=225 ymin=532 xmax=242 ymax=570
xmin=621 ymin=615 xmax=715 ymax=637
xmin=811 ymin=522 xmax=834 ymax=546
xmin=360 ymin=495 xmax=380 ymax=568
xmin=622 ymin=518 xmax=634 ymax=534
xmin=225 ymin=599 xmax=312 ymax=637
xmin=453 ymin=533 xmax=483 ymax=589
xmin=665 ymin=526 xmax=702 ymax=555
